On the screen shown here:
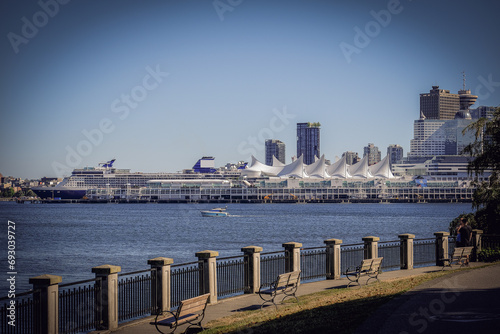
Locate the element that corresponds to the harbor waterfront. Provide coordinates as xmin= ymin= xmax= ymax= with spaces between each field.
xmin=0 ymin=201 xmax=472 ymax=296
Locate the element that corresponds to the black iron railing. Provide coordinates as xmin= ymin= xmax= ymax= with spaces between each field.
xmin=260 ymin=251 xmax=285 ymax=287
xmin=378 ymin=241 xmax=400 ymax=270
xmin=414 ymin=238 xmax=436 ymax=267
xmin=118 ymin=269 xmax=156 ymax=323
xmin=340 ymin=243 xmax=364 ymax=273
xmin=59 ymin=277 xmax=102 ymax=334
xmin=0 ymin=290 xmax=40 ymax=334
xmin=171 ymin=261 xmax=203 ymax=308
xmin=217 ymin=255 xmax=245 ymax=297
xmin=300 ymin=247 xmax=326 ymax=281
xmin=481 ymin=234 xmax=500 ymax=249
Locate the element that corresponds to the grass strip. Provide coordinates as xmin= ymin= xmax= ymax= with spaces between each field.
xmin=202 ymin=268 xmax=474 ymax=334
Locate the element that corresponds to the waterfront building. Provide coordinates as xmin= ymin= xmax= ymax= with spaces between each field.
xmin=342 ymin=151 xmax=359 ymax=165
xmin=363 ymin=143 xmax=381 ymax=166
xmin=408 ymin=112 xmax=447 ymax=158
xmin=471 ymin=105 xmax=496 ymax=120
xmin=420 ymin=86 xmax=460 ymax=120
xmin=297 ymin=122 xmax=320 ymax=164
xmin=265 ymin=139 xmax=286 ymax=166
xmin=387 ymin=145 xmax=404 ymax=164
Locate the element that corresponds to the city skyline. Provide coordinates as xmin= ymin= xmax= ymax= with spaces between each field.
xmin=1 ymin=0 xmax=500 ymax=179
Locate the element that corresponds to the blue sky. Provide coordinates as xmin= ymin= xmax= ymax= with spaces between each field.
xmin=1 ymin=0 xmax=499 ymax=178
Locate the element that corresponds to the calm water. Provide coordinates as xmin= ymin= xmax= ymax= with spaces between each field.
xmin=0 ymin=201 xmax=472 ymax=295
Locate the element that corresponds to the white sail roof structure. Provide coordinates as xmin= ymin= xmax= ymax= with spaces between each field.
xmin=305 ymin=155 xmax=328 ymax=178
xmin=278 ymin=155 xmax=306 ymax=178
xmin=326 ymin=155 xmax=351 ymax=178
xmin=348 ymin=156 xmax=372 ymax=178
xmin=272 ymin=156 xmax=286 ymax=167
xmin=368 ymin=155 xmax=395 ymax=178
xmin=241 ymin=154 xmax=397 ymax=180
xmin=242 ymin=156 xmax=282 ymax=177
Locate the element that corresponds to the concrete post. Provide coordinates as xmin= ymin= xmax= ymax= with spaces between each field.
xmin=283 ymin=242 xmax=302 ymax=273
xmin=29 ymin=274 xmax=62 ymax=334
xmin=148 ymin=257 xmax=174 ymax=314
xmin=92 ymin=264 xmax=121 ymax=331
xmin=471 ymin=229 xmax=483 ymax=262
xmin=241 ymin=246 xmax=263 ymax=293
xmin=434 ymin=232 xmax=449 ymax=266
xmin=196 ymin=250 xmax=218 ymax=304
xmin=324 ymin=239 xmax=342 ymax=279
xmin=362 ymin=236 xmax=379 ymax=259
xmin=399 ymin=234 xmax=415 ymax=270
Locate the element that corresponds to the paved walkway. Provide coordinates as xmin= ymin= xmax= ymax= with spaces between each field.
xmin=107 ymin=262 xmax=499 ymax=334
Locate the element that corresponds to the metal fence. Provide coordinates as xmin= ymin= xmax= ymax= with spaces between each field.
xmin=300 ymin=247 xmax=327 ymax=281
xmin=414 ymin=238 xmax=436 ymax=267
xmin=0 ymin=290 xmax=40 ymax=334
xmin=260 ymin=251 xmax=285 ymax=287
xmin=340 ymin=244 xmax=364 ymax=274
xmin=378 ymin=241 xmax=401 ymax=270
xmin=58 ymin=277 xmax=102 ymax=334
xmin=118 ymin=269 xmax=156 ymax=323
xmin=171 ymin=261 xmax=203 ymax=308
xmin=217 ymin=255 xmax=245 ymax=297
xmin=482 ymin=234 xmax=500 ymax=249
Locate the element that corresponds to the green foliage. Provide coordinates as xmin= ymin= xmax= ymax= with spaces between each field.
xmin=462 ymin=107 xmax=500 ymax=234
xmin=14 ymin=190 xmax=25 ymax=197
xmin=25 ymin=189 xmax=37 ymax=197
xmin=477 ymin=248 xmax=500 ymax=262
xmin=1 ymin=188 xmax=15 ymax=197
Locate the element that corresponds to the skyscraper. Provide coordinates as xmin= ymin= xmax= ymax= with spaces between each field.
xmin=342 ymin=151 xmax=359 ymax=165
xmin=265 ymin=139 xmax=286 ymax=166
xmin=387 ymin=144 xmax=404 ymax=164
xmin=297 ymin=122 xmax=320 ymax=164
xmin=363 ymin=143 xmax=381 ymax=166
xmin=420 ymin=86 xmax=460 ymax=120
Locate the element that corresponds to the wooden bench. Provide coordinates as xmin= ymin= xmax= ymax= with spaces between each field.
xmin=441 ymin=246 xmax=473 ymax=270
xmin=153 ymin=293 xmax=210 ymax=334
xmin=258 ymin=270 xmax=301 ymax=309
xmin=345 ymin=257 xmax=384 ymax=287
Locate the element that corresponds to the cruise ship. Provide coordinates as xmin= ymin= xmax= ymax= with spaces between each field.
xmin=32 ymin=155 xmax=483 ymax=202
xmin=32 ymin=158 xmax=242 ymax=200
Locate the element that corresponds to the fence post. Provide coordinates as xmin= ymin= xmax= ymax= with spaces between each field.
xmin=471 ymin=229 xmax=483 ymax=262
xmin=241 ymin=246 xmax=263 ymax=293
xmin=148 ymin=257 xmax=174 ymax=314
xmin=91 ymin=264 xmax=121 ymax=331
xmin=399 ymin=234 xmax=415 ymax=270
xmin=29 ymin=274 xmax=62 ymax=334
xmin=196 ymin=250 xmax=219 ymax=304
xmin=324 ymin=239 xmax=342 ymax=279
xmin=362 ymin=236 xmax=379 ymax=259
xmin=434 ymin=232 xmax=449 ymax=266
xmin=283 ymin=242 xmax=302 ymax=273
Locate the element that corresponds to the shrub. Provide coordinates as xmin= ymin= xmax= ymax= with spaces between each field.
xmin=477 ymin=248 xmax=500 ymax=262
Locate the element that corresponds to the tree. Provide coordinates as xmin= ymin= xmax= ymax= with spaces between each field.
xmin=462 ymin=107 xmax=500 ymax=234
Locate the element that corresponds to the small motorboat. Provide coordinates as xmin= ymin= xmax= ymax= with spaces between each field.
xmin=201 ymin=207 xmax=228 ymax=217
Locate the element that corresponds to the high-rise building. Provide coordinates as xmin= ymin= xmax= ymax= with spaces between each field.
xmin=265 ymin=139 xmax=286 ymax=166
xmin=297 ymin=122 xmax=320 ymax=164
xmin=408 ymin=112 xmax=475 ymax=158
xmin=471 ymin=106 xmax=496 ymax=120
xmin=387 ymin=145 xmax=404 ymax=164
xmin=342 ymin=151 xmax=359 ymax=165
xmin=420 ymin=86 xmax=460 ymax=120
xmin=363 ymin=143 xmax=381 ymax=166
